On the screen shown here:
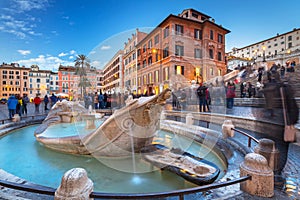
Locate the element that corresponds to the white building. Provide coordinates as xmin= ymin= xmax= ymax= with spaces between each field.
xmin=29 ymin=65 xmax=51 ymax=98
xmin=227 ymin=28 xmax=300 ymax=61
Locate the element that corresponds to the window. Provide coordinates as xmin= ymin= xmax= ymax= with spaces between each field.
xmin=155 ymin=70 xmax=159 ymax=82
xmin=175 ymin=65 xmax=184 ymax=75
xmin=37 ymin=78 xmax=41 ymax=83
xmin=143 ymin=75 xmax=147 ymax=85
xmin=217 ymin=52 xmax=222 ymax=61
xmin=143 ymin=59 xmax=147 ymax=68
xmin=192 ymin=12 xmax=198 ymax=18
xmin=163 ymin=26 xmax=169 ymax=38
xmin=154 ymin=34 xmax=159 ymax=44
xmin=210 ymin=68 xmax=214 ymax=76
xmin=132 ymin=53 xmax=136 ymax=60
xmin=175 ymin=45 xmax=184 ymax=56
xmin=288 ymin=42 xmax=292 ymax=48
xmin=210 ymin=30 xmax=214 ymax=40
xmin=143 ymin=44 xmax=147 ymax=53
xmin=194 ymin=29 xmax=202 ymax=40
xmin=137 ymin=49 xmax=141 ymax=56
xmin=163 ymin=47 xmax=169 ymax=58
xmin=194 ymin=48 xmax=202 ymax=58
xmin=218 ymin=69 xmax=222 ymax=76
xmin=164 ymin=67 xmax=169 ymax=80
xmin=218 ymin=34 xmax=223 ymax=43
xmin=175 ymin=24 xmax=183 ymax=35
xmin=209 ymin=49 xmax=214 ymax=59
xmin=288 ymin=36 xmax=292 ymax=41
xmin=148 ymin=39 xmax=152 ymax=49
xmin=148 ymin=73 xmax=153 ymax=83
xmin=148 ymin=56 xmax=152 ymax=65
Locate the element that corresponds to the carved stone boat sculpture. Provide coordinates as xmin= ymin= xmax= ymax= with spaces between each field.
xmin=141 ymin=144 xmax=220 ymax=186
xmin=34 ymin=89 xmax=172 ymax=157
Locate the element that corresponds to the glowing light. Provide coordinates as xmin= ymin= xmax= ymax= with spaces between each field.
xmin=131 ymin=175 xmax=142 ymax=184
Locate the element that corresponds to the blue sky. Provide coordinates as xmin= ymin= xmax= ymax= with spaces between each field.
xmin=0 ymin=0 xmax=299 ymax=71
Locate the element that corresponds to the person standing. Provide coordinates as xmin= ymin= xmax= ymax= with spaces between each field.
xmin=103 ymin=92 xmax=108 ymax=108
xmin=226 ymin=81 xmax=236 ymax=109
xmin=94 ymin=92 xmax=99 ymax=109
xmin=98 ymin=91 xmax=104 ymax=109
xmin=240 ymin=82 xmax=246 ymax=98
xmin=196 ymin=83 xmax=208 ymax=112
xmin=280 ymin=65 xmax=286 ymax=78
xmin=15 ymin=94 xmax=22 ymax=116
xmin=44 ymin=94 xmax=49 ymax=111
xmin=22 ymin=94 xmax=29 ymax=115
xmin=50 ymin=93 xmax=57 ymax=107
xmin=7 ymin=95 xmax=18 ymax=119
xmin=33 ymin=94 xmax=42 ymax=114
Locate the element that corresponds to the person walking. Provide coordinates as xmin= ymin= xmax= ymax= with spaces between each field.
xmin=44 ymin=94 xmax=49 ymax=111
xmin=22 ymin=94 xmax=29 ymax=115
xmin=7 ymin=95 xmax=18 ymax=119
xmin=33 ymin=94 xmax=42 ymax=114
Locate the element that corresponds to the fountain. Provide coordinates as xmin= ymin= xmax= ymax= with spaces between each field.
xmin=30 ymin=88 xmax=225 ymax=186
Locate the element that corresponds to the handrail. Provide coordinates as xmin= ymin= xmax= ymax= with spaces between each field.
xmin=231 ymin=127 xmax=259 ymax=148
xmin=0 ymin=175 xmax=251 ymax=199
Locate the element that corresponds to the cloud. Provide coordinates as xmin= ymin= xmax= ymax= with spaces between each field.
xmin=58 ymin=52 xmax=68 ymax=57
xmin=70 ymin=50 xmax=76 ymax=55
xmin=91 ymin=60 xmax=101 ymax=68
xmin=0 ymin=14 xmax=41 ymax=39
xmin=69 ymin=56 xmax=74 ymax=59
xmin=15 ymin=55 xmax=74 ymax=71
xmin=100 ymin=45 xmax=111 ymax=50
xmin=0 ymin=0 xmax=49 ymax=39
xmin=18 ymin=50 xmax=31 ymax=55
xmin=12 ymin=0 xmax=49 ymax=12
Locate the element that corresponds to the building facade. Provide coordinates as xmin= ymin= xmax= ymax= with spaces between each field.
xmin=102 ymin=50 xmax=123 ymax=94
xmin=123 ymin=29 xmax=148 ymax=94
xmin=0 ymin=63 xmax=30 ymax=99
xmin=28 ymin=65 xmax=52 ymax=98
xmin=227 ymin=28 xmax=300 ymax=66
xmin=134 ymin=8 xmax=230 ymax=95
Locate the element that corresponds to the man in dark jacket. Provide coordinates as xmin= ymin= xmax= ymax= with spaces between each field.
xmin=196 ymin=83 xmax=208 ymax=112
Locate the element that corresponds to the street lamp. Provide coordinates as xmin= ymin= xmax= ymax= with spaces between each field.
xmin=262 ymin=46 xmax=266 ymax=62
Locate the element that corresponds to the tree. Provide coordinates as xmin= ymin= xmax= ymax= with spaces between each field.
xmin=74 ymin=54 xmax=91 ymax=99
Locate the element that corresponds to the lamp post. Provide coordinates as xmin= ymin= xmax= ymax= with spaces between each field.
xmin=262 ymin=46 xmax=266 ymax=62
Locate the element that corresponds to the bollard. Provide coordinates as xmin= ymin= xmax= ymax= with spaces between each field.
xmin=55 ymin=168 xmax=93 ymax=200
xmin=254 ymin=138 xmax=280 ymax=171
xmin=186 ymin=113 xmax=194 ymax=125
xmin=240 ymin=153 xmax=274 ymax=197
xmin=221 ymin=120 xmax=234 ymax=139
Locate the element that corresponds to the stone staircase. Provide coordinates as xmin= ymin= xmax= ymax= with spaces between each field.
xmin=284 ymin=64 xmax=300 ymax=97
